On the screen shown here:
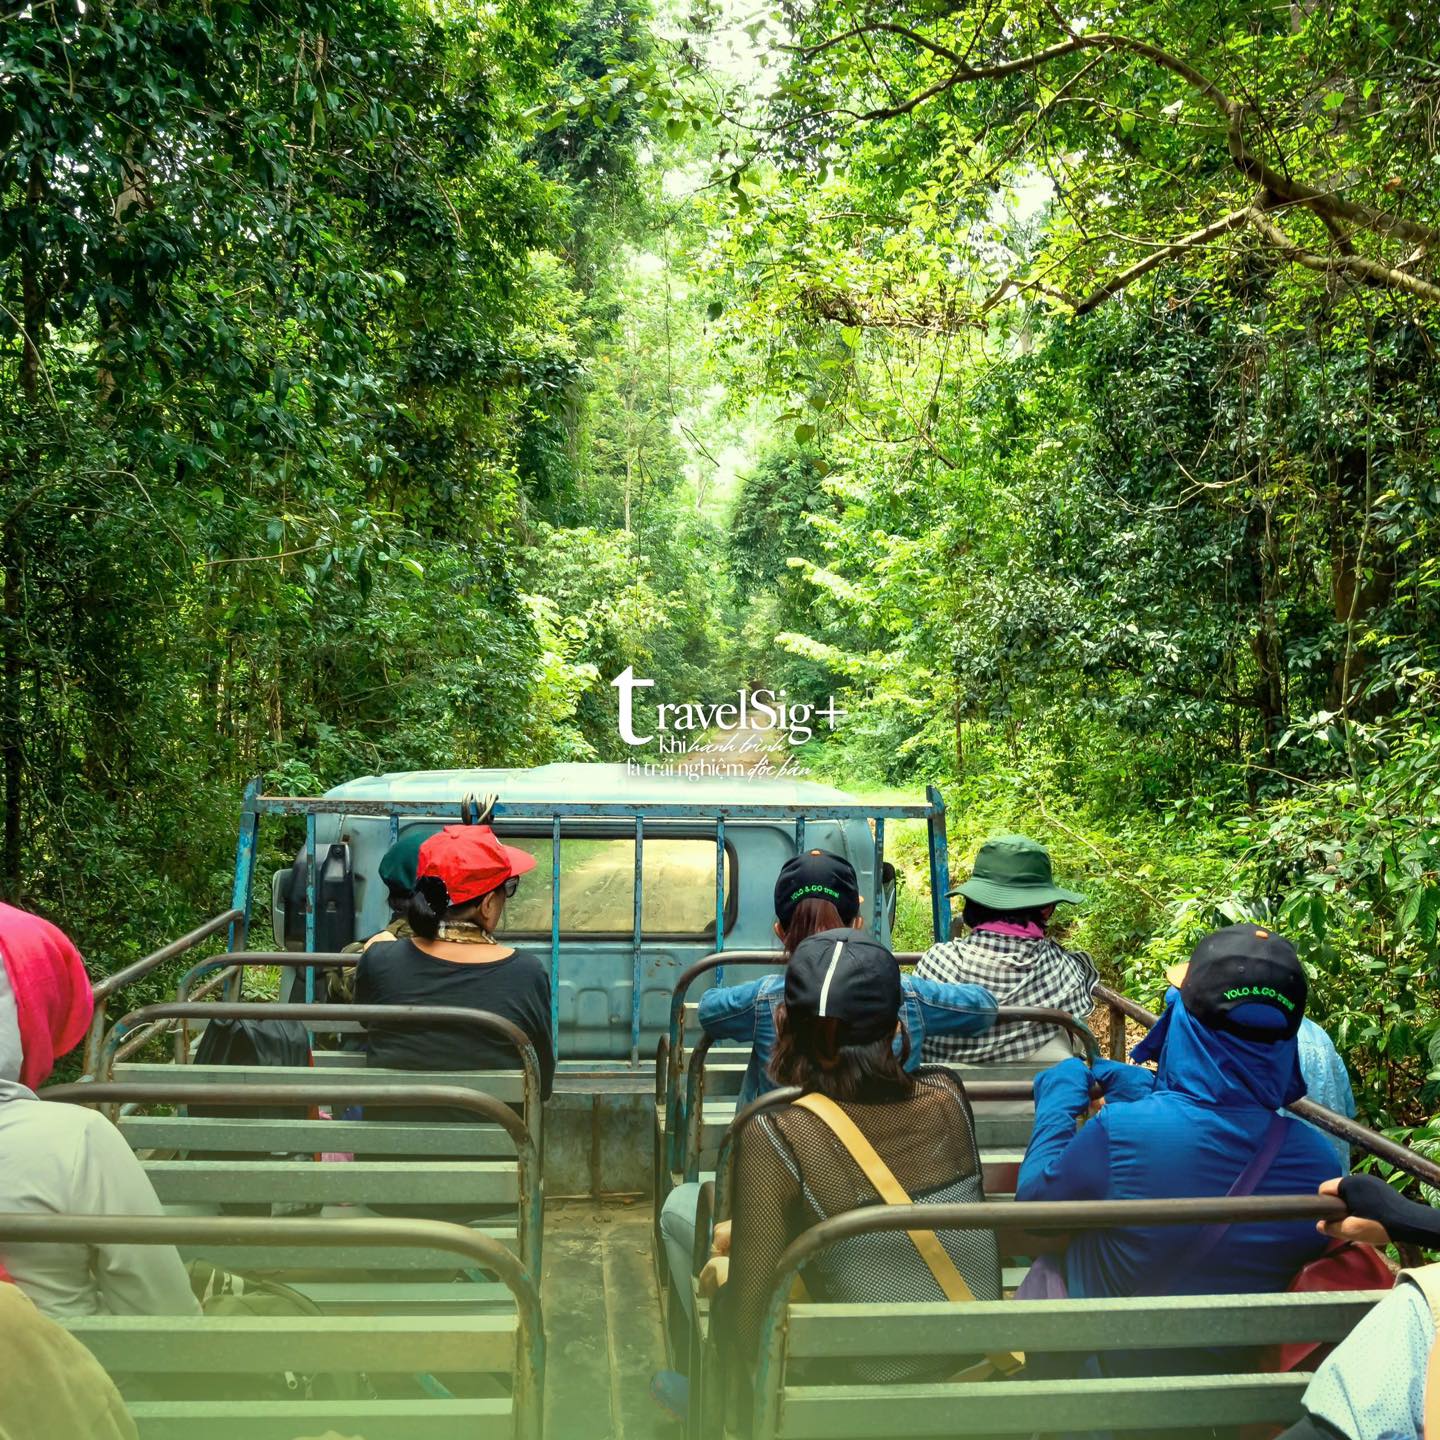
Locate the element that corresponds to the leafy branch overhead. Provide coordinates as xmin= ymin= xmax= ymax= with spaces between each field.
xmin=751 ymin=1 xmax=1440 ymax=316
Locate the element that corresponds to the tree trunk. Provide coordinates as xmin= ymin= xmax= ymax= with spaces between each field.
xmin=2 ymin=157 xmax=46 ymax=899
xmin=1 ymin=526 xmax=21 ymax=902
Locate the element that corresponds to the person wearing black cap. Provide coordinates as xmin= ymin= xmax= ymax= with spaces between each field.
xmin=655 ymin=850 xmax=997 ymax=1377
xmin=707 ymin=930 xmax=1001 ymax=1403
xmin=1014 ymin=923 xmax=1334 ymax=1377
xmin=699 ymin=850 xmax=998 ymax=1111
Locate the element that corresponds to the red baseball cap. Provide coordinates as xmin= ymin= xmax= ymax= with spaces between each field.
xmin=416 ymin=825 xmax=537 ymax=907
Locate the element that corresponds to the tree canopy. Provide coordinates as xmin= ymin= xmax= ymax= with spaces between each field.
xmin=4 ymin=0 xmax=1440 ymax=1143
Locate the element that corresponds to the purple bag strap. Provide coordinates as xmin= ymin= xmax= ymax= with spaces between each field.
xmin=1133 ymin=1112 xmax=1290 ymax=1298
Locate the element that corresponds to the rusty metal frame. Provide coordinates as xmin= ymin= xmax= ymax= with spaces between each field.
xmin=42 ymin=1080 xmax=543 ymax=1277
xmin=0 ymin=1210 xmax=544 ymax=1440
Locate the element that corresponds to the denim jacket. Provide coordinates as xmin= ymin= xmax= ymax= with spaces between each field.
xmin=698 ymin=971 xmax=999 ymax=1109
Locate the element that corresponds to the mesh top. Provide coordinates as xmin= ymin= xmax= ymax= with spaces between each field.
xmin=713 ymin=1066 xmax=1000 ymax=1384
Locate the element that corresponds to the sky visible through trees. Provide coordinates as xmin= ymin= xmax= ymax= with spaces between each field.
xmin=4 ymin=0 xmax=1440 ymax=1149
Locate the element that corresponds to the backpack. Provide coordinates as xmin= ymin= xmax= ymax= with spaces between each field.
xmin=188 ymin=1017 xmax=314 ymax=1215
xmin=1265 ymin=1239 xmax=1397 ymax=1373
xmin=177 ymin=1262 xmax=370 ymax=1404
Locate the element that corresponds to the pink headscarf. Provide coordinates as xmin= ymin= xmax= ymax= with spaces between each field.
xmin=0 ymin=903 xmax=94 ymax=1090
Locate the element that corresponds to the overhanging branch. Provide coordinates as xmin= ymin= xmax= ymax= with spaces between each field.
xmin=797 ymin=17 xmax=1440 ymax=257
xmin=1247 ymin=209 xmax=1440 ymax=305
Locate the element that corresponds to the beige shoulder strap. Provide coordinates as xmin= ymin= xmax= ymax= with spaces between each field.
xmin=793 ymin=1092 xmax=1021 ymax=1376
xmin=1402 ymin=1265 xmax=1440 ymax=1437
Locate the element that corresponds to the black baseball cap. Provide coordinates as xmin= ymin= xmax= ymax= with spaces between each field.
xmin=785 ymin=929 xmax=901 ymax=1044
xmin=775 ymin=850 xmax=860 ymax=927
xmin=1180 ymin=924 xmax=1307 ymax=1042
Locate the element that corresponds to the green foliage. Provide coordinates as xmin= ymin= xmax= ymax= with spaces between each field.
xmin=8 ymin=0 xmax=1440 ymax=1168
xmin=0 ymin=0 xmax=724 ymax=976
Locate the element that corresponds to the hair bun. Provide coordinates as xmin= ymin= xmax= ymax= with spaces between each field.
xmin=415 ymin=873 xmax=451 ymax=915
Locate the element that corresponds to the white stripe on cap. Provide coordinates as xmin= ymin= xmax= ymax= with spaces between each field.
xmin=817 ymin=939 xmax=845 ymax=1018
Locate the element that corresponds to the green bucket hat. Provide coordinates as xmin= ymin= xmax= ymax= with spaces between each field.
xmin=378 ymin=827 xmax=429 ymax=898
xmin=949 ymin=834 xmax=1085 ymax=909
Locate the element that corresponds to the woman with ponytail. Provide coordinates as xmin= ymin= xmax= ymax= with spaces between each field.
xmin=356 ymin=825 xmax=554 ymax=1102
xmin=700 ymin=850 xmax=997 ymax=1111
xmin=652 ymin=931 xmax=997 ymax=1422
xmin=650 ymin=857 xmax=997 ymax=1419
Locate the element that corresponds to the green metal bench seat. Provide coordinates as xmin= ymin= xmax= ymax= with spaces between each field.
xmin=697 ymin=1194 xmax=1367 ymax=1440
xmin=0 ymin=1212 xmax=544 ymax=1440
xmin=121 ymin=1397 xmax=513 ymax=1440
xmin=118 ymin=1114 xmax=519 ymax=1159
xmin=43 ymin=1080 xmax=542 ymax=1279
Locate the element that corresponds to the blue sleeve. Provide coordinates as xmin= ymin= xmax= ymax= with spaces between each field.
xmin=1016 ymin=1098 xmax=1114 ymax=1203
xmin=906 ymin=975 xmax=997 ymax=1036
xmin=1015 ymin=1059 xmax=1152 ymax=1202
xmin=698 ymin=978 xmax=764 ymax=1043
xmin=1090 ymin=1057 xmax=1158 ymax=1105
xmin=1303 ymin=1282 xmax=1430 ymax=1440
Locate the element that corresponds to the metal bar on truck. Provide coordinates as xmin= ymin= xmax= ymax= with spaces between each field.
xmin=254 ymin=797 xmax=932 ymax=819
xmin=795 ymin=815 xmax=806 ymax=854
xmin=631 ymin=815 xmax=644 ymax=1067
xmin=83 ymin=907 xmax=244 ymax=1077
xmin=98 ymin=1002 xmax=542 ymax=1146
xmin=228 ymin=777 xmax=261 ymax=954
xmin=713 ymin=817 xmax=725 ymax=985
xmin=389 ymin=812 xmax=399 ymax=847
xmin=550 ymin=815 xmax=561 ymax=1061
xmin=926 ymin=784 xmax=952 ymax=943
xmin=872 ymin=816 xmax=885 ymax=938
xmin=304 ymin=812 xmax=317 ymax=1012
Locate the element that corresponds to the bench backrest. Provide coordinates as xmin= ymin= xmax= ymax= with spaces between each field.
xmin=98 ymin=1001 xmax=542 ymax=1139
xmin=42 ymin=1080 xmax=541 ymax=1276
xmin=732 ymin=1194 xmax=1360 ymax=1440
xmin=0 ymin=1210 xmax=544 ymax=1440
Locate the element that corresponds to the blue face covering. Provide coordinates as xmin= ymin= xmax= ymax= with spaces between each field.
xmin=1132 ymin=986 xmax=1306 ymax=1110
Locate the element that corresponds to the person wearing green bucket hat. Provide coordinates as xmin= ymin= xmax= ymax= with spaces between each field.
xmin=915 ymin=835 xmax=1098 ymax=1066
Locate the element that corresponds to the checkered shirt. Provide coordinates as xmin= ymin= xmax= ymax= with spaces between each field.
xmin=915 ymin=930 xmax=1099 ymax=1063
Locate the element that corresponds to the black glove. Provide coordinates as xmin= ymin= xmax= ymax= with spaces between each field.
xmin=1338 ymin=1172 xmax=1440 ymax=1248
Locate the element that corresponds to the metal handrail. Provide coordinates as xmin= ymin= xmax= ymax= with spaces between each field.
xmin=747 ymin=1193 xmax=1348 ymax=1440
xmin=666 ymin=949 xmax=785 ymax=1152
xmin=664 ymin=949 xmax=1101 ymax=1171
xmin=252 ymin=797 xmax=934 ymax=819
xmin=1092 ymin=983 xmax=1440 ymax=1188
xmin=82 ymin=908 xmax=244 ymax=1074
xmin=0 ymin=1210 xmax=544 ymax=1440
xmin=176 ymin=951 xmax=355 ymax=1003
xmin=171 ymin=953 xmax=357 ymax=1061
xmin=42 ymin=1081 xmax=543 ymax=1277
xmin=678 ymin=1004 xmax=1100 ymax=1181
xmin=93 ymin=910 xmax=247 ymax=1002
xmin=95 ymin=1003 xmax=542 ymax=1142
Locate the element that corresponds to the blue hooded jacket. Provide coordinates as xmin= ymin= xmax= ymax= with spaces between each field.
xmin=1016 ymin=990 xmax=1334 ymax=1325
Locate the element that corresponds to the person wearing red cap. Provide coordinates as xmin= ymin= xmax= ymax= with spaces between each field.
xmin=356 ymin=825 xmax=554 ymax=1100
xmin=0 ymin=903 xmax=198 ymax=1318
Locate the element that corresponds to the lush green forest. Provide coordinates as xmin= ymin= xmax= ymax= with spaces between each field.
xmin=4 ymin=0 xmax=1440 ymax=1146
